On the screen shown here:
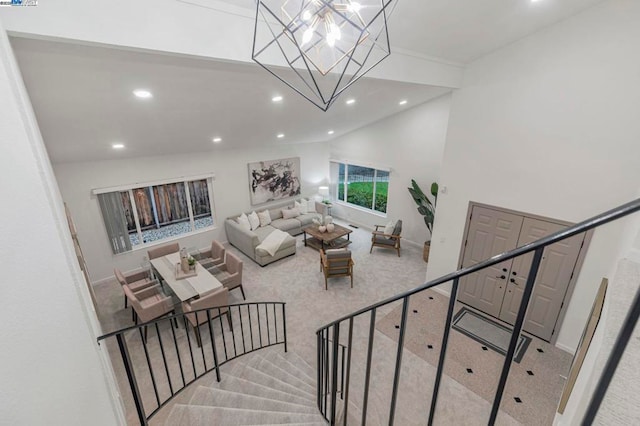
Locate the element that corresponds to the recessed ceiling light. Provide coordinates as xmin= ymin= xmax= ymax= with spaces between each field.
xmin=346 ymin=99 xmax=356 ymax=105
xmin=277 ymin=133 xmax=285 ymax=139
xmin=328 ymin=130 xmax=335 ymax=135
xmin=133 ymin=89 xmax=153 ymax=99
xmin=212 ymin=137 xmax=222 ymax=143
xmin=272 ymin=95 xmax=283 ymax=102
xmin=112 ymin=143 xmax=125 ymax=149
xmin=399 ymin=100 xmax=408 ymax=105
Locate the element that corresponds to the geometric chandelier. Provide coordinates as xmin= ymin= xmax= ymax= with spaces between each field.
xmin=252 ymin=1 xmax=396 ymax=111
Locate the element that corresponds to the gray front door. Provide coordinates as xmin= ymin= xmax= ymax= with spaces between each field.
xmin=499 ymin=218 xmax=585 ymax=340
xmin=458 ymin=206 xmax=523 ymax=317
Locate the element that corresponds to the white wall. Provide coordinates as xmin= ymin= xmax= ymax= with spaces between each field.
xmin=54 ymin=143 xmax=329 ymax=282
xmin=0 ymin=22 xmax=122 ymax=425
xmin=426 ymin=0 xmax=640 ymax=353
xmin=328 ymin=94 xmax=451 ymax=245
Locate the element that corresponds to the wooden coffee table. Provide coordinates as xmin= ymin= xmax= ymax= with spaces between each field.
xmin=303 ymin=223 xmax=353 ymax=251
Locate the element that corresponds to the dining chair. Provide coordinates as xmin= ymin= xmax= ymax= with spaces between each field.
xmin=181 ymin=287 xmax=230 ymax=347
xmin=123 ymin=284 xmax=176 ymax=342
xmin=370 ymin=219 xmax=403 ymax=257
xmin=147 ymin=242 xmax=180 ymax=260
xmin=114 ymin=267 xmax=156 ymax=310
xmin=320 ymin=248 xmax=354 ymax=290
xmin=213 ymin=251 xmax=245 ymax=300
xmin=197 ymin=240 xmax=226 ymax=269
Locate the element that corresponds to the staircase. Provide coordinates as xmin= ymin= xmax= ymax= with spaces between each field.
xmin=164 ymin=348 xmax=327 ymax=425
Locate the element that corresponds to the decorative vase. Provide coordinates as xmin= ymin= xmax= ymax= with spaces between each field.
xmin=326 ymin=223 xmax=335 ymax=233
xmin=325 ymin=216 xmax=333 ymax=224
xmin=423 ymin=241 xmax=431 ymax=263
xmin=319 ymin=225 xmax=327 ymax=233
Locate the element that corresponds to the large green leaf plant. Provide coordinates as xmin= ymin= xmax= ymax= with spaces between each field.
xmin=408 ymin=180 xmax=439 ymax=240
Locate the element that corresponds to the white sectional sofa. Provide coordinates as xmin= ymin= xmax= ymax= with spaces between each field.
xmin=225 ymin=198 xmax=326 ymax=266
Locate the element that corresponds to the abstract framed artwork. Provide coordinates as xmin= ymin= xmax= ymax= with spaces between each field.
xmin=248 ymin=157 xmax=301 ymax=205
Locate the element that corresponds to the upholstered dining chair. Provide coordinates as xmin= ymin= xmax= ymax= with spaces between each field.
xmin=370 ymin=220 xmax=403 ymax=257
xmin=197 ymin=240 xmax=226 ymax=269
xmin=114 ymin=267 xmax=156 ymax=310
xmin=147 ymin=242 xmax=180 ymax=260
xmin=320 ymin=248 xmax=354 ymax=290
xmin=181 ymin=287 xmax=231 ymax=347
xmin=123 ymin=284 xmax=175 ymax=342
xmin=212 ymin=252 xmax=245 ymax=300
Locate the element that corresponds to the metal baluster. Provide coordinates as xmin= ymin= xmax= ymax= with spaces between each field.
xmin=116 ymin=334 xmax=148 ymax=425
xmin=389 ymin=297 xmax=410 ymax=426
xmin=230 ymin=305 xmax=238 ymax=357
xmin=582 ymin=287 xmax=640 ymax=425
xmin=155 ymin=322 xmax=174 ymax=396
xmin=330 ymin=323 xmax=340 ymax=425
xmin=274 ymin=304 xmax=279 ymax=343
xmin=169 ymin=318 xmax=186 ymax=388
xmin=340 ymin=344 xmax=346 ymax=399
xmin=282 ymin=304 xmax=288 ymax=353
xmin=429 ymin=278 xmax=459 ymax=425
xmin=362 ymin=308 xmax=377 ymax=426
xmin=489 ymin=248 xmax=544 ymax=424
xmin=257 ymin=304 xmax=264 ymax=347
xmin=183 ymin=317 xmax=198 ymax=381
xmin=140 ymin=326 xmax=161 ymax=407
xmin=239 ymin=305 xmax=247 ymax=354
xmin=266 ymin=304 xmax=271 ymax=345
xmin=217 ymin=307 xmax=228 ymax=361
xmin=247 ymin=304 xmax=255 ymax=351
xmin=206 ymin=310 xmax=221 ymax=382
xmin=317 ymin=331 xmax=322 ymax=412
xmin=342 ymin=318 xmax=354 ymax=426
xmin=324 ymin=328 xmax=329 ymax=419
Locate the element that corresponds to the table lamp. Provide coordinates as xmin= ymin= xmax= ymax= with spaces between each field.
xmin=318 ymin=186 xmax=330 ymax=203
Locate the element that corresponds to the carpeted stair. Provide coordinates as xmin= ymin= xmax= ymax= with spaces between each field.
xmin=164 ymin=349 xmax=329 ymax=425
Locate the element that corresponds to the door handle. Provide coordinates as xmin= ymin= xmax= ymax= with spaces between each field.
xmin=502 ymin=268 xmax=507 ymax=272
xmin=510 ymin=278 xmax=515 ymax=283
xmin=497 ymin=275 xmax=506 ymax=280
xmin=512 ymin=271 xmax=517 ymax=276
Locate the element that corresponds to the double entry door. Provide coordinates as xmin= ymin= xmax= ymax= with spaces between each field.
xmin=457 ymin=205 xmax=586 ymax=341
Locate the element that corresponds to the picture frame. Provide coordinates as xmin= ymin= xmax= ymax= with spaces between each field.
xmin=248 ymin=157 xmax=301 ymax=205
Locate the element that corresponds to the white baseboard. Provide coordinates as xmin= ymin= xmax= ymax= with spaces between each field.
xmin=431 ymin=286 xmax=451 ymax=297
xmin=331 ymin=215 xmax=423 ymax=248
xmin=554 ymin=341 xmax=576 ymax=355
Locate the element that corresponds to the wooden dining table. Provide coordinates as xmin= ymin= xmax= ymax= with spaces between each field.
xmin=150 ymin=251 xmax=222 ymax=302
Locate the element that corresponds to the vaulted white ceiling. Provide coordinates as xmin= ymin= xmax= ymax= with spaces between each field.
xmin=8 ymin=0 xmax=606 ymax=163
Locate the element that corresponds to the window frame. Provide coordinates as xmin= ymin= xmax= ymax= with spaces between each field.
xmin=93 ymin=174 xmax=216 ymax=252
xmin=331 ymin=161 xmax=389 ymax=216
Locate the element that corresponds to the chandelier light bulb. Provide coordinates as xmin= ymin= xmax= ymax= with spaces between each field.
xmin=302 ymin=10 xmax=312 ymax=21
xmin=326 ymin=32 xmax=336 ymax=47
xmin=302 ymin=27 xmax=314 ymax=46
xmin=330 ymin=23 xmax=341 ymax=41
xmin=348 ymin=2 xmax=362 ymax=13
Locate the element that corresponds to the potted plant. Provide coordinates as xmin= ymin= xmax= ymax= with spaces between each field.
xmin=187 ymin=256 xmax=196 ymax=270
xmin=408 ymin=179 xmax=438 ymax=262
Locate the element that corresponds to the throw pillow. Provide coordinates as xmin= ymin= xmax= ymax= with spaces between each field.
xmin=282 ymin=208 xmax=300 ymax=219
xmin=257 ymin=210 xmax=271 ymax=227
xmin=248 ymin=211 xmax=260 ymax=231
xmin=295 ymin=199 xmax=309 ymax=214
xmin=384 ymin=221 xmax=395 ymax=235
xmin=237 ymin=213 xmax=251 ymax=231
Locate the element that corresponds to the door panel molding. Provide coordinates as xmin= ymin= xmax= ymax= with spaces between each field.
xmin=457 ymin=202 xmax=593 ymax=345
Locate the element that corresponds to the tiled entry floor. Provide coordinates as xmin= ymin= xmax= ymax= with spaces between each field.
xmin=377 ymin=289 xmax=573 ymax=425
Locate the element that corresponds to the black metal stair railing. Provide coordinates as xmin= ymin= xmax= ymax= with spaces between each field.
xmin=316 ymin=198 xmax=640 ymax=425
xmin=97 ymin=302 xmax=287 ymax=425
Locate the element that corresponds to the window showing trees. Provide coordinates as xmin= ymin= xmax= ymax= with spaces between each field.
xmin=331 ymin=161 xmax=389 ymax=214
xmin=97 ymin=177 xmax=214 ymax=254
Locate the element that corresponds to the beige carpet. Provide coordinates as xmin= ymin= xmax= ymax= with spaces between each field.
xmin=376 ymin=289 xmax=573 ymax=426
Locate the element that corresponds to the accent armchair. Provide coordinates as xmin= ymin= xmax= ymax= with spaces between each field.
xmin=212 ymin=251 xmax=245 ymax=300
xmin=123 ymin=284 xmax=175 ymax=341
xmin=181 ymin=287 xmax=231 ymax=347
xmin=370 ymin=220 xmax=402 ymax=257
xmin=147 ymin=242 xmax=180 ymax=260
xmin=320 ymin=248 xmax=354 ymax=290
xmin=114 ymin=267 xmax=156 ymax=310
xmin=197 ymin=240 xmax=226 ymax=270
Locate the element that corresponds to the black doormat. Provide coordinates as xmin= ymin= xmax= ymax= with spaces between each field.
xmin=452 ymin=307 xmax=531 ymax=363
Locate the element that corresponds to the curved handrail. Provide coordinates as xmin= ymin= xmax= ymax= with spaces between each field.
xmin=99 ymin=301 xmax=288 ymax=425
xmin=97 ymin=301 xmax=285 ymax=342
xmin=316 ymin=197 xmax=640 ymax=333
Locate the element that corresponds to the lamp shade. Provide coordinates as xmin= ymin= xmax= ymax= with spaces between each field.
xmin=319 ymin=186 xmax=330 ymax=197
